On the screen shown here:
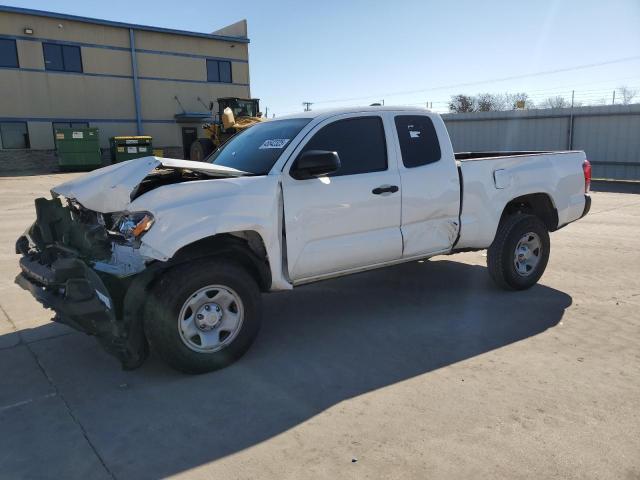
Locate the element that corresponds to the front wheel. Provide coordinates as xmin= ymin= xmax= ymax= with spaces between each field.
xmin=144 ymin=260 xmax=262 ymax=373
xmin=487 ymin=214 xmax=550 ymax=290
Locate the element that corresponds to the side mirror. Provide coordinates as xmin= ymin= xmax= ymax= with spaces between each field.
xmin=291 ymin=150 xmax=341 ymax=180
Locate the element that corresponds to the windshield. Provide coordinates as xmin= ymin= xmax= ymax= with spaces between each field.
xmin=208 ymin=118 xmax=312 ymax=175
xmin=229 ymin=100 xmax=258 ymax=118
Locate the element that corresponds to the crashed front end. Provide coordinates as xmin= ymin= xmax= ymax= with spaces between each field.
xmin=15 ymin=195 xmax=156 ymax=369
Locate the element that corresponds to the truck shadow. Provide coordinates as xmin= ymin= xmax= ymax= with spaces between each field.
xmin=2 ymin=259 xmax=571 ymax=479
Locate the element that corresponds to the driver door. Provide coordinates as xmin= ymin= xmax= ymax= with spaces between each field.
xmin=281 ymin=113 xmax=403 ymax=282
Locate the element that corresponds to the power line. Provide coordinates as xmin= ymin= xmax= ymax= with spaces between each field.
xmin=276 ymin=83 xmax=639 ymax=116
xmin=308 ymin=56 xmax=640 ymax=105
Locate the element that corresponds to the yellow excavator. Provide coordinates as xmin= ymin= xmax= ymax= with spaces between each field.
xmin=189 ymin=97 xmax=263 ymax=161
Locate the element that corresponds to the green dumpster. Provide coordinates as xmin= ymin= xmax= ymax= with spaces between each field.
xmin=55 ymin=128 xmax=102 ymax=171
xmin=110 ymin=136 xmax=153 ymax=163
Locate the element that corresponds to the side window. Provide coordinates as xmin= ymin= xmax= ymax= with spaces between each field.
xmin=301 ymin=117 xmax=387 ymax=177
xmin=0 ymin=122 xmax=30 ymax=149
xmin=207 ymin=59 xmax=232 ymax=83
xmin=0 ymin=38 xmax=18 ymax=68
xmin=43 ymin=43 xmax=82 ymax=72
xmin=394 ymin=115 xmax=441 ymax=168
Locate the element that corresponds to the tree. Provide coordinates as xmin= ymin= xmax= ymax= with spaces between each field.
xmin=448 ymin=94 xmax=476 ymax=113
xmin=542 ymin=96 xmax=570 ymax=109
xmin=504 ymin=92 xmax=533 ymax=110
xmin=449 ymin=92 xmax=537 ymax=112
xmin=476 ymin=93 xmax=505 ymax=111
xmin=616 ymin=86 xmax=637 ymax=105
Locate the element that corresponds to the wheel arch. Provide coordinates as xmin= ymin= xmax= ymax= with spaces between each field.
xmin=168 ymin=231 xmax=272 ymax=292
xmin=500 ymin=193 xmax=559 ymax=232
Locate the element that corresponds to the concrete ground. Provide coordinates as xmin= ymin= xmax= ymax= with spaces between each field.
xmin=0 ymin=174 xmax=638 ymax=480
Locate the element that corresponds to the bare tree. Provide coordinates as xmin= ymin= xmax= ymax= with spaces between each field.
xmin=504 ymin=92 xmax=533 ymax=110
xmin=448 ymin=94 xmax=476 ymax=113
xmin=616 ymin=86 xmax=637 ymax=105
xmin=542 ymin=96 xmax=570 ymax=109
xmin=476 ymin=93 xmax=505 ymax=111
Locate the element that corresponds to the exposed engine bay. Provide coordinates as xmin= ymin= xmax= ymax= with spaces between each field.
xmin=132 ymin=167 xmax=222 ymax=200
xmin=16 ymin=195 xmax=153 ymax=277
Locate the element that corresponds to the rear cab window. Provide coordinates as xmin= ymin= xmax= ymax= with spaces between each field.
xmin=300 ymin=116 xmax=387 ymax=177
xmin=394 ymin=115 xmax=441 ymax=168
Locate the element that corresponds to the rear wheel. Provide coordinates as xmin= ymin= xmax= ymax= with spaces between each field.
xmin=487 ymin=214 xmax=550 ymax=290
xmin=144 ymin=260 xmax=262 ymax=373
xmin=189 ymin=138 xmax=215 ymax=162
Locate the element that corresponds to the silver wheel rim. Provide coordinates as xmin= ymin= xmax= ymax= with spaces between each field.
xmin=177 ymin=285 xmax=244 ymax=353
xmin=513 ymin=232 xmax=542 ymax=277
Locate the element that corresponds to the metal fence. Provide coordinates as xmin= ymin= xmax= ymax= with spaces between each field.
xmin=442 ymin=104 xmax=640 ymax=181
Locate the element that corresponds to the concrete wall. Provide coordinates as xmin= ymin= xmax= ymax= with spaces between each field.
xmin=0 ymin=9 xmax=251 ymax=164
xmin=442 ymin=104 xmax=640 ymax=181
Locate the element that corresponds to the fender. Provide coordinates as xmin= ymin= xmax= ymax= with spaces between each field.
xmin=128 ymin=174 xmax=292 ymax=291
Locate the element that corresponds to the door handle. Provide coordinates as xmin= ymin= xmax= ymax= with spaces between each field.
xmin=372 ymin=185 xmax=399 ymax=195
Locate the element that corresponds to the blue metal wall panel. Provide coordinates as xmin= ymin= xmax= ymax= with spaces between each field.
xmin=443 ymin=105 xmax=640 ymax=180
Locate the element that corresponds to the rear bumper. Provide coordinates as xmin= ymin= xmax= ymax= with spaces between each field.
xmin=581 ymin=194 xmax=591 ymax=218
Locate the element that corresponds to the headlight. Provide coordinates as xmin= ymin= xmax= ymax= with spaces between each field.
xmin=110 ymin=212 xmax=154 ymax=242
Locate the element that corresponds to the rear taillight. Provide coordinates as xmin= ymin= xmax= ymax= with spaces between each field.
xmin=583 ymin=159 xmax=591 ymax=193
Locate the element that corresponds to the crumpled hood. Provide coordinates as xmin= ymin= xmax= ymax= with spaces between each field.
xmin=51 ymin=156 xmax=247 ymax=213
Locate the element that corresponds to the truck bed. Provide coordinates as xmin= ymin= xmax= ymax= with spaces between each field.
xmin=455 ymin=150 xmax=588 ymax=250
xmin=455 ymin=151 xmax=553 ymax=161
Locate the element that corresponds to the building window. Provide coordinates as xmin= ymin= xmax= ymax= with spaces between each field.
xmin=0 ymin=38 xmax=18 ymax=68
xmin=43 ymin=43 xmax=83 ymax=72
xmin=0 ymin=122 xmax=30 ymax=149
xmin=206 ymin=59 xmax=232 ymax=83
xmin=52 ymin=122 xmax=90 ymax=141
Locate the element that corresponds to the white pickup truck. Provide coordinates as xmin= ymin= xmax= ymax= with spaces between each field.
xmin=16 ymin=107 xmax=591 ymax=373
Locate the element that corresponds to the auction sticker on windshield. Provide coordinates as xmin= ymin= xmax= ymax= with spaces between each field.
xmin=259 ymin=139 xmax=290 ymax=149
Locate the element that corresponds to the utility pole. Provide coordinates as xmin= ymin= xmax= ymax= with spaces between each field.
xmin=612 ymin=90 xmax=616 ymax=105
xmin=302 ymin=102 xmax=313 ymax=111
xmin=568 ymin=90 xmax=575 ymax=150
xmin=264 ymin=107 xmax=268 ymax=118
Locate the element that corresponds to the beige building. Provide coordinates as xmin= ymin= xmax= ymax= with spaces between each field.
xmin=0 ymin=6 xmax=251 ymax=169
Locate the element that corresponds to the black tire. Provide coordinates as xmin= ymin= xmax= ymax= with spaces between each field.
xmin=189 ymin=138 xmax=215 ymax=162
xmin=487 ymin=214 xmax=550 ymax=290
xmin=144 ymin=260 xmax=262 ymax=374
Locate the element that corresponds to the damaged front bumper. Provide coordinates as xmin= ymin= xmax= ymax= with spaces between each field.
xmin=15 ymin=196 xmax=153 ymax=369
xmin=16 ymin=253 xmax=149 ymax=369
xmin=17 ymin=255 xmax=114 ymax=331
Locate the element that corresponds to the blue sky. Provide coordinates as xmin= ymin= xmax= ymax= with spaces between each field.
xmin=6 ymin=0 xmax=640 ymax=115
